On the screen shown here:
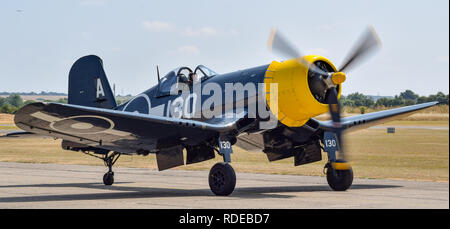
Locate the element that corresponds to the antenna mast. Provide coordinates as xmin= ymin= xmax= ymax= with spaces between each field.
xmin=157 ymin=65 xmax=161 ymax=83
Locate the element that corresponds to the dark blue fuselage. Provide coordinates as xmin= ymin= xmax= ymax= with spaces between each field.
xmin=116 ymin=64 xmax=270 ymax=122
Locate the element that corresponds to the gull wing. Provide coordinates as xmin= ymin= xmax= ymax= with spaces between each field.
xmin=14 ymin=102 xmax=244 ymax=155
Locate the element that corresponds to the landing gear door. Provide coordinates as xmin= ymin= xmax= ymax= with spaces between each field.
xmin=218 ymin=137 xmax=233 ymax=162
xmin=323 ymin=131 xmax=338 ymax=161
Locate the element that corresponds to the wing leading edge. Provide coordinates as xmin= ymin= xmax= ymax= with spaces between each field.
xmin=315 ymin=101 xmax=439 ymax=132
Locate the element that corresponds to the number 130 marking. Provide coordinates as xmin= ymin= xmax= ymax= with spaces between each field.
xmin=220 ymin=141 xmax=231 ymax=149
xmin=325 ymin=139 xmax=336 ymax=147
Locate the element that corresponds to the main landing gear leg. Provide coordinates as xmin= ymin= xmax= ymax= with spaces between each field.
xmin=323 ymin=132 xmax=353 ymax=191
xmin=208 ymin=137 xmax=236 ymax=196
xmin=102 ymin=152 xmax=121 ymax=186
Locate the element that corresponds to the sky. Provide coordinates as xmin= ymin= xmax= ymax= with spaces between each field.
xmin=0 ymin=0 xmax=448 ymax=96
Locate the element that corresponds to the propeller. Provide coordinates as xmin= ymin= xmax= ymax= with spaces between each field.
xmin=339 ymin=26 xmax=382 ymax=73
xmin=267 ymin=28 xmax=329 ymax=76
xmin=267 ymin=26 xmax=382 ymax=161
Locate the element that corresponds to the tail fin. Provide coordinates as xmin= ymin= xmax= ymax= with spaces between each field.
xmin=68 ymin=55 xmax=117 ymax=109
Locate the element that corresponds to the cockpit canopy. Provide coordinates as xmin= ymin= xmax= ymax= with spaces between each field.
xmin=156 ymin=65 xmax=217 ymax=97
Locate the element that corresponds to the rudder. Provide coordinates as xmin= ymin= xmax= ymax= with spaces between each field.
xmin=68 ymin=55 xmax=117 ymax=109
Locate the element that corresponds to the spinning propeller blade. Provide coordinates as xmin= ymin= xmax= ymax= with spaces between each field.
xmin=325 ymin=87 xmax=345 ymax=160
xmin=268 ymin=28 xmax=329 ymax=76
xmin=339 ymin=26 xmax=382 ymax=73
xmin=267 ymin=25 xmax=382 ymax=161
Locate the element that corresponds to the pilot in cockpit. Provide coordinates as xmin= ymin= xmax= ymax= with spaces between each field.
xmin=178 ymin=72 xmax=197 ymax=87
xmin=176 ymin=67 xmax=195 ymax=88
xmin=178 ymin=72 xmax=189 ymax=84
xmin=174 ymin=65 xmax=216 ymax=88
xmin=188 ymin=72 xmax=197 ymax=85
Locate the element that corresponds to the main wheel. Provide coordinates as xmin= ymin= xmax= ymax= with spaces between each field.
xmin=209 ymin=162 xmax=236 ymax=196
xmin=326 ymin=161 xmax=353 ymax=191
xmin=103 ymin=172 xmax=114 ymax=186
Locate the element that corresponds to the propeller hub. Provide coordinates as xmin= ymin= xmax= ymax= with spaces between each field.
xmin=267 ymin=25 xmax=382 ymax=163
xmin=331 ymin=72 xmax=346 ymax=85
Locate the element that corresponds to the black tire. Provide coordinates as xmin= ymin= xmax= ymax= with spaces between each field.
xmin=326 ymin=161 xmax=353 ymax=191
xmin=103 ymin=172 xmax=114 ymax=186
xmin=209 ymin=162 xmax=236 ymax=196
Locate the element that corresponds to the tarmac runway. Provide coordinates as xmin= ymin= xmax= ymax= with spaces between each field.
xmin=0 ymin=162 xmax=447 ymax=209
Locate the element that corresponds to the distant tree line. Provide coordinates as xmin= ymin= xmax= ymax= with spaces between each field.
xmin=0 ymin=94 xmax=67 ymax=114
xmin=0 ymin=91 xmax=448 ymax=114
xmin=341 ymin=90 xmax=448 ymax=114
xmin=0 ymin=91 xmax=66 ymax=96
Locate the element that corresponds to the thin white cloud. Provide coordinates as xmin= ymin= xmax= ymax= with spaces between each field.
xmin=142 ymin=21 xmax=175 ymax=32
xmin=305 ymin=48 xmax=329 ymax=56
xmin=80 ymin=0 xmax=106 ymax=6
xmin=229 ymin=29 xmax=239 ymax=36
xmin=140 ymin=21 xmax=237 ymax=39
xmin=182 ymin=26 xmax=218 ymax=37
xmin=177 ymin=45 xmax=200 ymax=55
xmin=80 ymin=31 xmax=90 ymax=40
xmin=315 ymin=24 xmax=333 ymax=32
xmin=435 ymin=55 xmax=449 ymax=63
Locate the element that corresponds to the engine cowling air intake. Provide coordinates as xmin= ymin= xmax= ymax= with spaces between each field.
xmin=264 ymin=55 xmax=342 ymax=127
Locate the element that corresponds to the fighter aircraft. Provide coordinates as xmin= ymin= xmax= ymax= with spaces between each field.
xmin=10 ymin=26 xmax=438 ymax=196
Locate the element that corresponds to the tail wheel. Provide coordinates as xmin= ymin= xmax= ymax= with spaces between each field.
xmin=326 ymin=161 xmax=353 ymax=191
xmin=209 ymin=162 xmax=236 ymax=196
xmin=103 ymin=172 xmax=114 ymax=186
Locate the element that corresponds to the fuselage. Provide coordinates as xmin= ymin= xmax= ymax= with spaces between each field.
xmin=116 ymin=55 xmax=342 ymax=132
xmin=117 ymin=64 xmax=269 ymax=121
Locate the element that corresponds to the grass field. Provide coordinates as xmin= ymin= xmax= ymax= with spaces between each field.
xmin=0 ymin=95 xmax=67 ymax=101
xmin=0 ymin=128 xmax=447 ymax=182
xmin=315 ymin=106 xmax=449 ymax=122
xmin=342 ymin=104 xmax=449 ymax=115
xmin=0 ymin=114 xmax=14 ymax=124
xmin=0 ymin=118 xmax=448 ymax=182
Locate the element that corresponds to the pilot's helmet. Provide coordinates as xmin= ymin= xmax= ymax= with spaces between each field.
xmin=178 ymin=73 xmax=189 ymax=83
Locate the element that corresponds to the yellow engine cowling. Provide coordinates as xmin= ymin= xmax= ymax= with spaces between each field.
xmin=264 ymin=55 xmax=341 ymax=127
